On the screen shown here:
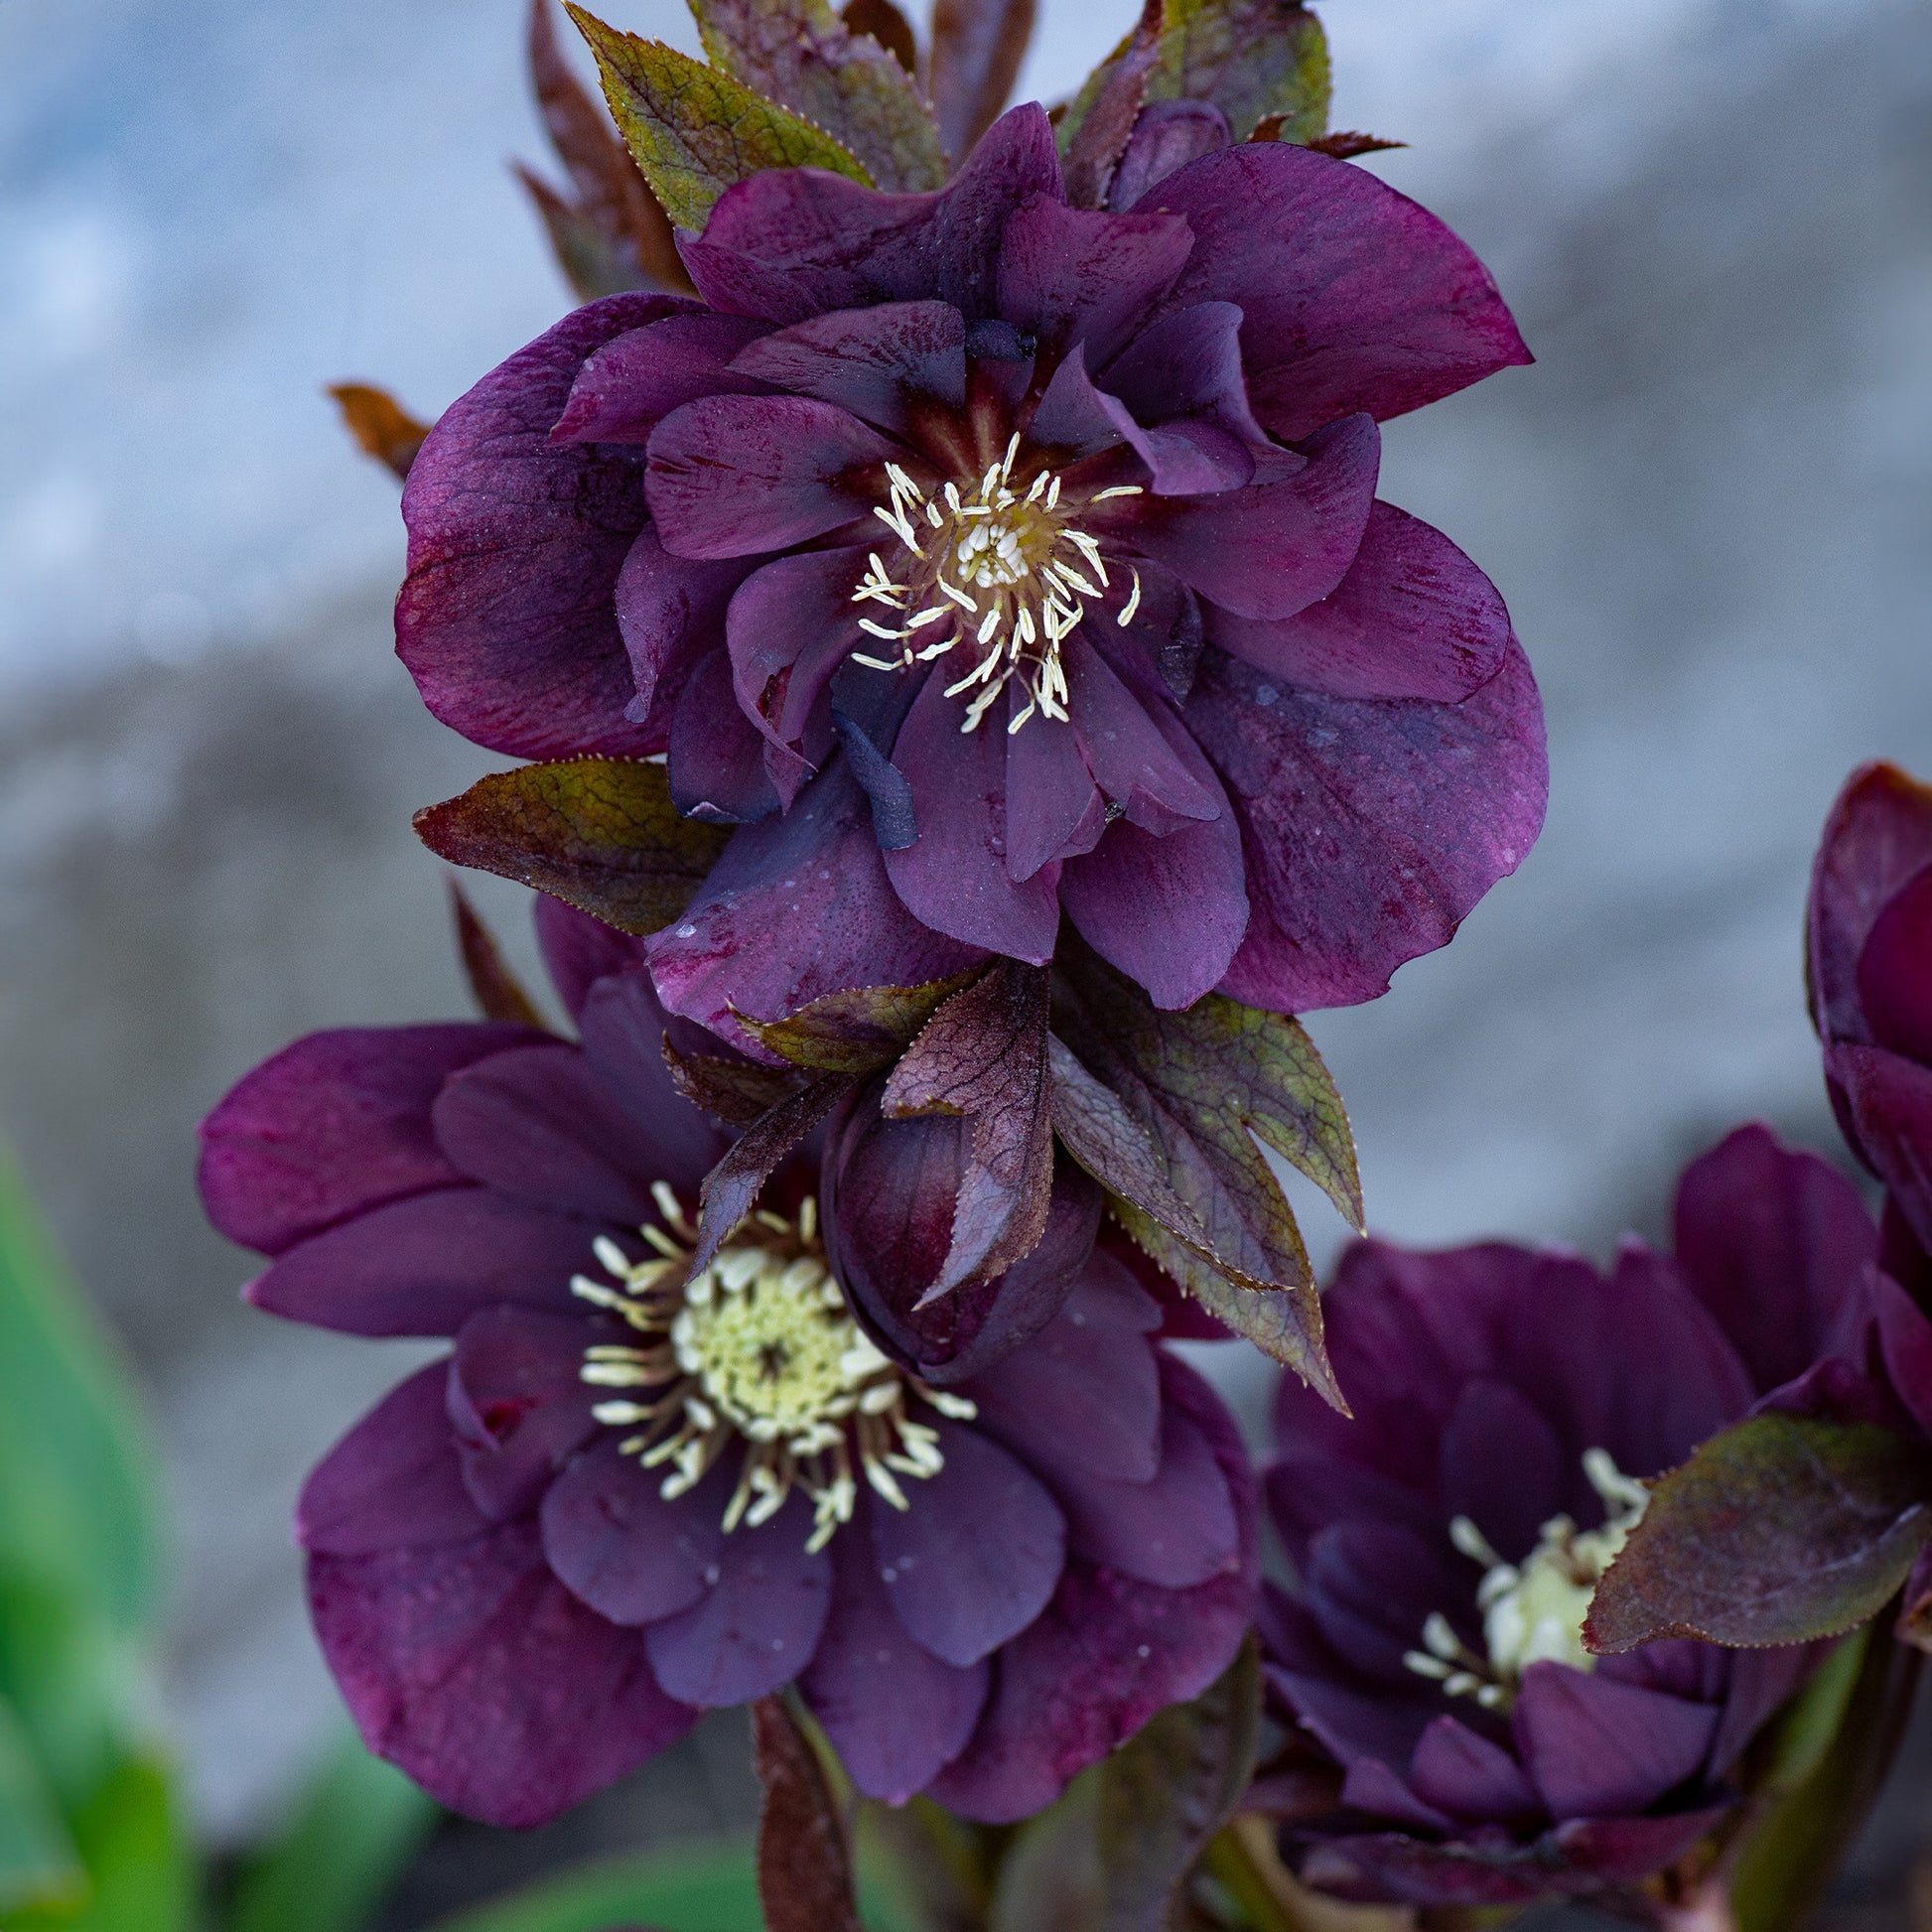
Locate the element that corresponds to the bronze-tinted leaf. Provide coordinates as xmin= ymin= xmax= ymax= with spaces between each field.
xmin=841 ymin=0 xmax=918 ymax=76
xmin=567 ymin=6 xmax=873 ymax=231
xmin=690 ymin=1071 xmax=858 ymax=1274
xmin=884 ymin=961 xmax=1054 ymax=1298
xmin=751 ymin=1698 xmax=863 ymax=1932
xmin=1061 ymin=0 xmax=1328 ymax=151
xmin=525 ymin=0 xmax=692 ymax=295
xmin=1297 ymin=127 xmax=1404 ymax=158
xmin=327 ymin=383 xmax=431 ymax=482
xmin=987 ymin=1772 xmax=1103 ymax=1932
xmin=741 ymin=970 xmax=985 ymax=1074
xmin=1058 ymin=0 xmax=1163 ymax=209
xmin=928 ymin=0 xmax=1036 ymax=164
xmin=662 ymin=1037 xmax=805 ymax=1124
xmin=1095 ymin=1636 xmax=1261 ymax=1932
xmin=1585 ymin=1414 xmax=1932 ymax=1654
xmin=448 ymin=882 xmax=548 ymax=1029
xmin=413 ymin=759 xmax=731 ymax=937
xmin=692 ymin=0 xmax=946 ymax=191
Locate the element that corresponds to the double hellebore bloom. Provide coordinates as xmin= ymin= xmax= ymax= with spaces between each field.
xmin=1258 ymin=1126 xmax=1871 ymax=1906
xmin=197 ymin=902 xmax=1254 ymax=1827
xmin=398 ymin=103 xmax=1546 ymax=1035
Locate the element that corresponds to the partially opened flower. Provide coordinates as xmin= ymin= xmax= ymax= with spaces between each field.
xmin=197 ymin=900 xmax=1254 ymax=1827
xmin=1259 ymin=1126 xmax=1868 ymax=1906
xmin=398 ymin=103 xmax=1545 ymax=1039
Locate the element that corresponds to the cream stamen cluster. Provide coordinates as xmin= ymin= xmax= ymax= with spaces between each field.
xmin=571 ymin=1184 xmax=975 ymax=1554
xmin=851 ymin=433 xmax=1145 ymax=734
xmin=1403 ymin=1449 xmax=1650 ymax=1712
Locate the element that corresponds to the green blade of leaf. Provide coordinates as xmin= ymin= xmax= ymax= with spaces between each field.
xmin=415 ymin=759 xmax=731 ymax=938
xmin=227 ymin=1725 xmax=439 ymax=1932
xmin=689 ymin=0 xmax=946 ymax=191
xmin=0 ymin=1695 xmax=83 ymax=1919
xmin=566 ymin=6 xmax=872 ymax=231
xmin=741 ymin=972 xmax=986 ymax=1075
xmin=1585 ymin=1413 xmax=1932 ymax=1653
xmin=421 ymin=1844 xmax=764 ymax=1932
xmin=1060 ymin=0 xmax=1329 ymax=152
xmin=6 ymin=1755 xmax=199 ymax=1932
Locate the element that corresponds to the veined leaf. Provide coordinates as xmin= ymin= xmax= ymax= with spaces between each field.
xmin=741 ymin=971 xmax=984 ymax=1075
xmin=567 ymin=7 xmax=871 ymax=232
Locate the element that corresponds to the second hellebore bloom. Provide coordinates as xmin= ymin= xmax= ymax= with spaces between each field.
xmin=197 ymin=903 xmax=1254 ymax=1827
xmin=1259 ymin=1126 xmax=1868 ymax=1905
xmin=397 ymin=104 xmax=1546 ymax=1035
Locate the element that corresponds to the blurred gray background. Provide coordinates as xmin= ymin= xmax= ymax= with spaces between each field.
xmin=2 ymin=0 xmax=1929 ymax=1918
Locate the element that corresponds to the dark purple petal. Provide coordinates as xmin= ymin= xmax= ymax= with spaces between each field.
xmin=667 ymin=646 xmax=784 ymax=822
xmin=1438 ymin=1377 xmax=1567 ymax=1564
xmin=648 ymin=761 xmax=987 ymax=1059
xmin=1208 ymin=501 xmax=1510 ymax=702
xmin=199 ymin=1024 xmax=540 ymax=1256
xmin=1003 ymin=699 xmax=1103 ymax=882
xmin=397 ymin=294 xmax=682 ymax=759
xmin=1836 ymin=1042 xmax=1932 ymax=1253
xmin=645 ymin=395 xmax=893 ymax=560
xmin=1550 ymin=1807 xmax=1732 ymax=1884
xmin=297 ymin=1364 xmax=481 ymax=1556
xmin=1201 ymin=635 xmax=1547 ymax=1012
xmin=1672 ymin=1123 xmax=1877 ymax=1398
xmin=1271 ymin=1660 xmax=1440 ymax=1778
xmin=682 ymin=104 xmax=1064 ymax=325
xmin=431 ymin=1042 xmax=666 ymax=1223
xmin=884 ymin=675 xmax=1063 ymax=962
xmin=1135 ymin=142 xmax=1531 ymax=441
xmin=1294 ymin=1834 xmax=1551 ymax=1907
xmin=1105 ymin=100 xmax=1231 ymax=213
xmin=727 ymin=546 xmax=870 ymax=775
xmin=1101 ymin=299 xmax=1268 ymax=445
xmin=1876 ymin=1272 xmax=1932 ymax=1442
xmin=534 ymin=896 xmax=649 ymax=1023
xmin=1338 ymin=1757 xmax=1455 ymax=1832
xmin=310 ymin=1517 xmax=694 ymax=1828
xmin=1706 ymin=1644 xmax=1813 ymax=1778
xmin=871 ymin=1424 xmax=1066 ymax=1666
xmin=643 ymin=1494 xmax=833 ymax=1704
xmin=540 ymin=1441 xmax=724 ymax=1625
xmin=1408 ymin=1716 xmax=1540 ymax=1826
xmin=1095 ymin=417 xmax=1379 ymax=621
xmin=449 ymin=1306 xmax=600 ymax=1521
xmin=245 ymin=1187 xmax=598 ymax=1337
xmin=1264 ymin=1450 xmax=1440 ymax=1571
xmin=1303 ymin=1522 xmax=1464 ymax=1681
xmin=614 ymin=527 xmax=759 ymax=737
xmin=1512 ymin=1666 xmax=1718 ymax=1819
xmin=729 ymin=300 xmax=967 ymax=435
xmin=995 ymin=196 xmax=1192 ymax=365
xmin=801 ymin=1525 xmax=989 ymax=1801
xmin=1062 ymin=630 xmax=1221 ymax=830
xmin=553 ymin=313 xmax=774 ymax=445
xmin=1861 ymin=867 xmax=1932 ymax=1064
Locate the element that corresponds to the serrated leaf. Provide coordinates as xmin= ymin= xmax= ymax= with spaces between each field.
xmin=1061 ymin=0 xmax=1328 ymax=152
xmin=691 ymin=0 xmax=946 ymax=191
xmin=841 ymin=0 xmax=917 ymax=76
xmin=415 ymin=760 xmax=731 ymax=938
xmin=449 ymin=884 xmax=548 ymax=1030
xmin=1585 ymin=1414 xmax=1932 ymax=1654
xmin=567 ymin=7 xmax=872 ymax=232
xmin=1057 ymin=0 xmax=1163 ymax=209
xmin=663 ymin=1040 xmax=805 ymax=1125
xmin=1095 ymin=1636 xmax=1260 ymax=1932
xmin=326 ymin=383 xmax=431 ymax=482
xmin=928 ymin=0 xmax=1036 ymax=165
xmin=689 ymin=1072 xmax=859 ymax=1275
xmin=741 ymin=971 xmax=984 ymax=1075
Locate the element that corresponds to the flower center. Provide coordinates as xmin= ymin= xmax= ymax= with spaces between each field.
xmin=850 ymin=435 xmax=1144 ymax=734
xmin=571 ymin=1185 xmax=974 ymax=1553
xmin=1403 ymin=1449 xmax=1650 ymax=1712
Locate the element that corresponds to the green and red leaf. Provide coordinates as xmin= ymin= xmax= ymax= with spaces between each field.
xmin=740 ymin=971 xmax=985 ymax=1075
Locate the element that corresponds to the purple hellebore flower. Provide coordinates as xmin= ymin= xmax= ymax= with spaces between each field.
xmin=396 ymin=103 xmax=1546 ymax=1043
xmin=196 ymin=899 xmax=1255 ymax=1828
xmin=1258 ymin=1125 xmax=1873 ymax=1907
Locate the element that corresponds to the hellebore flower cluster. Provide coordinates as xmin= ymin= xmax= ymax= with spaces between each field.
xmin=197 ymin=901 xmax=1254 ymax=1828
xmin=397 ymin=100 xmax=1546 ymax=1041
xmin=1257 ymin=1126 xmax=1869 ymax=1906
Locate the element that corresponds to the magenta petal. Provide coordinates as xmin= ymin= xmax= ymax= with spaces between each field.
xmin=1106 ymin=100 xmax=1231 ymax=213
xmin=1002 ymin=700 xmax=1101 ymax=882
xmin=298 ymin=1364 xmax=482 ymax=1555
xmin=1551 ymin=1807 xmax=1732 ymax=1886
xmin=996 ymin=196 xmax=1192 ymax=365
xmin=1860 ymin=868 xmax=1932 ymax=1064
xmin=1512 ymin=1666 xmax=1719 ymax=1819
xmin=643 ymin=1495 xmax=833 ymax=1705
xmin=1062 ymin=630 xmax=1220 ymax=831
xmin=198 ymin=1024 xmax=539 ymax=1256
xmin=615 ymin=527 xmax=758 ymax=738
xmin=1098 ymin=416 xmax=1379 ymax=621
xmin=729 ymin=300 xmax=967 ymax=435
xmin=397 ymin=294 xmax=681 ymax=759
xmin=727 ymin=547 xmax=870 ymax=763
xmin=872 ymin=1425 xmax=1065 ymax=1667
xmin=667 ymin=646 xmax=783 ymax=822
xmin=884 ymin=675 xmax=1063 ymax=962
xmin=534 ymin=897 xmax=648 ymax=1023
xmin=246 ymin=1187 xmax=596 ymax=1337
xmin=1208 ymin=501 xmax=1510 ymax=702
xmin=1837 ymin=1042 xmax=1932 ymax=1252
xmin=1408 ymin=1716 xmax=1540 ymax=1826
xmin=647 ymin=761 xmax=987 ymax=1059
xmin=553 ymin=312 xmax=774 ymax=444
xmin=310 ymin=1518 xmax=694 ymax=1828
xmin=1135 ymin=142 xmax=1531 ymax=440
xmin=646 ymin=394 xmax=893 ymax=560
xmin=431 ymin=1042 xmax=666 ymax=1223
xmin=540 ymin=1441 xmax=724 ymax=1625
xmin=802 ymin=1530 xmax=989 ymax=1802
xmin=1202 ymin=636 xmax=1547 ymax=1012
xmin=449 ymin=1307 xmax=599 ymax=1522
xmin=682 ymin=104 xmax=1063 ymax=325
xmin=1876 ymin=1273 xmax=1932 ymax=1442
xmin=1100 ymin=300 xmax=1268 ymax=445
